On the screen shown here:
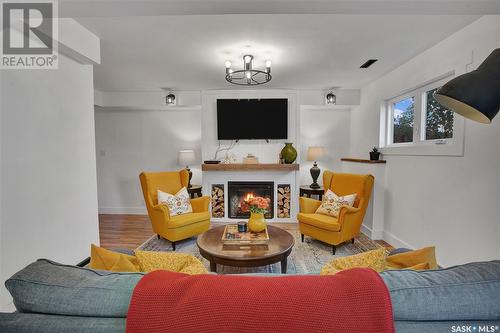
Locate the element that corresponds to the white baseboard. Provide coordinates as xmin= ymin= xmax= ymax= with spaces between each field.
xmin=361 ymin=224 xmax=384 ymax=240
xmin=382 ymin=230 xmax=414 ymax=249
xmin=98 ymin=207 xmax=147 ymax=215
xmin=361 ymin=223 xmax=372 ymax=238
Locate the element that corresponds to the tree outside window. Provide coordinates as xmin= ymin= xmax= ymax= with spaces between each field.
xmin=425 ymin=88 xmax=454 ymax=140
xmin=393 ymin=97 xmax=414 ymax=143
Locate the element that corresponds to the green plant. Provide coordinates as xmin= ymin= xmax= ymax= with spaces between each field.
xmin=371 ymin=147 xmax=379 ymax=153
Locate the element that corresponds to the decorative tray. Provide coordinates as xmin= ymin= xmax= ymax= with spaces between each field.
xmin=221 ymin=224 xmax=269 ymax=245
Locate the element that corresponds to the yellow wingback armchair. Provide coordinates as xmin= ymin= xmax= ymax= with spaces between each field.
xmin=139 ymin=170 xmax=210 ymax=251
xmin=297 ymin=171 xmax=374 ymax=254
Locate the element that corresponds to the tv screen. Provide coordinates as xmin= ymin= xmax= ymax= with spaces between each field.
xmin=217 ymin=98 xmax=288 ymax=140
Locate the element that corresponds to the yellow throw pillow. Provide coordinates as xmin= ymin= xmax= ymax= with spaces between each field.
xmin=385 ymin=246 xmax=438 ymax=270
xmin=110 ymin=254 xmax=142 ymax=272
xmin=90 ymin=244 xmax=141 ymax=272
xmin=315 ymin=189 xmax=356 ymax=218
xmin=321 ymin=247 xmax=387 ymax=275
xmin=134 ymin=250 xmax=208 ymax=275
xmin=406 ymin=262 xmax=430 ymax=271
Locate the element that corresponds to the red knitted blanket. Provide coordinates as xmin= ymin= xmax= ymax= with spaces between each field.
xmin=126 ymin=268 xmax=394 ymax=333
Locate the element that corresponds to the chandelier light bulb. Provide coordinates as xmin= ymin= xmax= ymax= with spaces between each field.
xmin=225 ymin=60 xmax=231 ymax=68
xmin=265 ymin=60 xmax=272 ymax=68
xmin=244 ymin=55 xmax=252 ymax=64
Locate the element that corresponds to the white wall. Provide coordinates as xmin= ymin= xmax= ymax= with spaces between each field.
xmin=300 ymin=106 xmax=351 ymax=185
xmin=350 ymin=15 xmax=500 ymax=266
xmin=0 ymin=54 xmax=99 ymax=309
xmin=95 ymin=108 xmax=202 ymax=214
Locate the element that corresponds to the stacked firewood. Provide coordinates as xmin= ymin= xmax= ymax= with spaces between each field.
xmin=211 ymin=185 xmax=225 ymax=218
xmin=277 ymin=185 xmax=291 ymax=218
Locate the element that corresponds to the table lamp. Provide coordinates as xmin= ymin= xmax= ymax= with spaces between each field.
xmin=178 ymin=150 xmax=196 ymax=188
xmin=307 ymin=146 xmax=325 ymax=189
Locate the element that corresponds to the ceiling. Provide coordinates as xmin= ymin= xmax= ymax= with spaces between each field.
xmin=78 ymin=14 xmax=480 ymax=91
xmin=62 ymin=0 xmax=500 ymax=17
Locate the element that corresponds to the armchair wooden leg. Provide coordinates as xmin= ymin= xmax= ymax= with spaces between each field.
xmin=332 ymin=245 xmax=336 ymax=255
xmin=172 ymin=241 xmax=176 ymax=251
xmin=351 ymin=238 xmax=355 ymax=244
xmin=301 ymin=234 xmax=304 ymax=242
xmin=157 ymin=234 xmax=160 ymax=240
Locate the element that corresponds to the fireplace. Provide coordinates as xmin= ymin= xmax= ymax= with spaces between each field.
xmin=228 ymin=181 xmax=274 ymax=219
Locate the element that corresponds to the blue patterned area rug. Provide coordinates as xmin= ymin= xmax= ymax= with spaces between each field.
xmin=137 ymin=223 xmax=382 ymax=274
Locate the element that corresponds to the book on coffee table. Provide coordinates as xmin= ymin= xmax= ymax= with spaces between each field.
xmin=221 ymin=224 xmax=269 ymax=245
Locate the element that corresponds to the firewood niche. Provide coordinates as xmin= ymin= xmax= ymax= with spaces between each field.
xmin=211 ymin=184 xmax=224 ymax=218
xmin=277 ymin=185 xmax=291 ymax=218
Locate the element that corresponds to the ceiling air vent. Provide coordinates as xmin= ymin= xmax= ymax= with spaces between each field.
xmin=360 ymin=59 xmax=378 ymax=68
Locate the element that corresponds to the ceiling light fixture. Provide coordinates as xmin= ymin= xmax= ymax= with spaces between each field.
xmin=435 ymin=48 xmax=500 ymax=124
xmin=325 ymin=90 xmax=337 ymax=105
xmin=165 ymin=91 xmax=176 ymax=105
xmin=225 ymin=54 xmax=272 ymax=86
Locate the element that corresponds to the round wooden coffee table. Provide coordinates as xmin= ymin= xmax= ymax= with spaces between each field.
xmin=197 ymin=225 xmax=295 ymax=273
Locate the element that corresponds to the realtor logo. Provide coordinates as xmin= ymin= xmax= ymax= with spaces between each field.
xmin=1 ymin=0 xmax=58 ymax=69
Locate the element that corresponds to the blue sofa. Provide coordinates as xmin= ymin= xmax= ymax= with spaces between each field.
xmin=1 ymin=259 xmax=499 ymax=333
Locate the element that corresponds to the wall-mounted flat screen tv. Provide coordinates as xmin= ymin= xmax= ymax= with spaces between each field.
xmin=217 ymin=98 xmax=288 ymax=140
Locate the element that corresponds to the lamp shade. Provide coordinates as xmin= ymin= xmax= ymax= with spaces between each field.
xmin=435 ymin=48 xmax=500 ymax=124
xmin=307 ymin=146 xmax=325 ymax=161
xmin=178 ymin=150 xmax=196 ymax=166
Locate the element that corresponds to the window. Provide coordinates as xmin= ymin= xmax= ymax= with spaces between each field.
xmin=381 ymin=75 xmax=465 ymax=156
xmin=424 ymin=88 xmax=454 ymax=140
xmin=392 ymin=97 xmax=414 ymax=143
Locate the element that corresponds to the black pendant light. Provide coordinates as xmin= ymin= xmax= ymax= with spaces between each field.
xmin=435 ymin=48 xmax=500 ymax=124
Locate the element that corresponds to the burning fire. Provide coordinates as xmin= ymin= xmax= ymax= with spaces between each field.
xmin=239 ymin=192 xmax=270 ymax=214
xmin=243 ymin=192 xmax=255 ymax=201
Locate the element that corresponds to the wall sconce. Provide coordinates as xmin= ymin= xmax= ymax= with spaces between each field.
xmin=166 ymin=92 xmax=176 ymax=105
xmin=325 ymin=91 xmax=336 ymax=105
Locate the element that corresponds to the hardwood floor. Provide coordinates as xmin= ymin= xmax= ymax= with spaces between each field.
xmin=99 ymin=214 xmax=153 ymax=249
xmin=99 ymin=214 xmax=394 ymax=251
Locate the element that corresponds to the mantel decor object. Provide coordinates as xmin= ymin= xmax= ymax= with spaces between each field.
xmin=306 ymin=146 xmax=325 ymax=189
xmin=280 ymin=143 xmax=297 ymax=164
xmin=243 ymin=154 xmax=259 ymax=164
xmin=178 ymin=150 xmax=196 ymax=188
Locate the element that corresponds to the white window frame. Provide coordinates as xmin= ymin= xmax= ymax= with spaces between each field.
xmin=380 ymin=74 xmax=465 ymax=156
xmin=387 ymin=93 xmax=417 ymax=147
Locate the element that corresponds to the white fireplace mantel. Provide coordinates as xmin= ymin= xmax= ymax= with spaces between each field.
xmin=202 ymin=164 xmax=300 ymax=223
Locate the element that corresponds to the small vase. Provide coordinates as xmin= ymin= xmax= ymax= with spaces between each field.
xmin=280 ymin=143 xmax=297 ymax=164
xmin=248 ymin=212 xmax=267 ymax=233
